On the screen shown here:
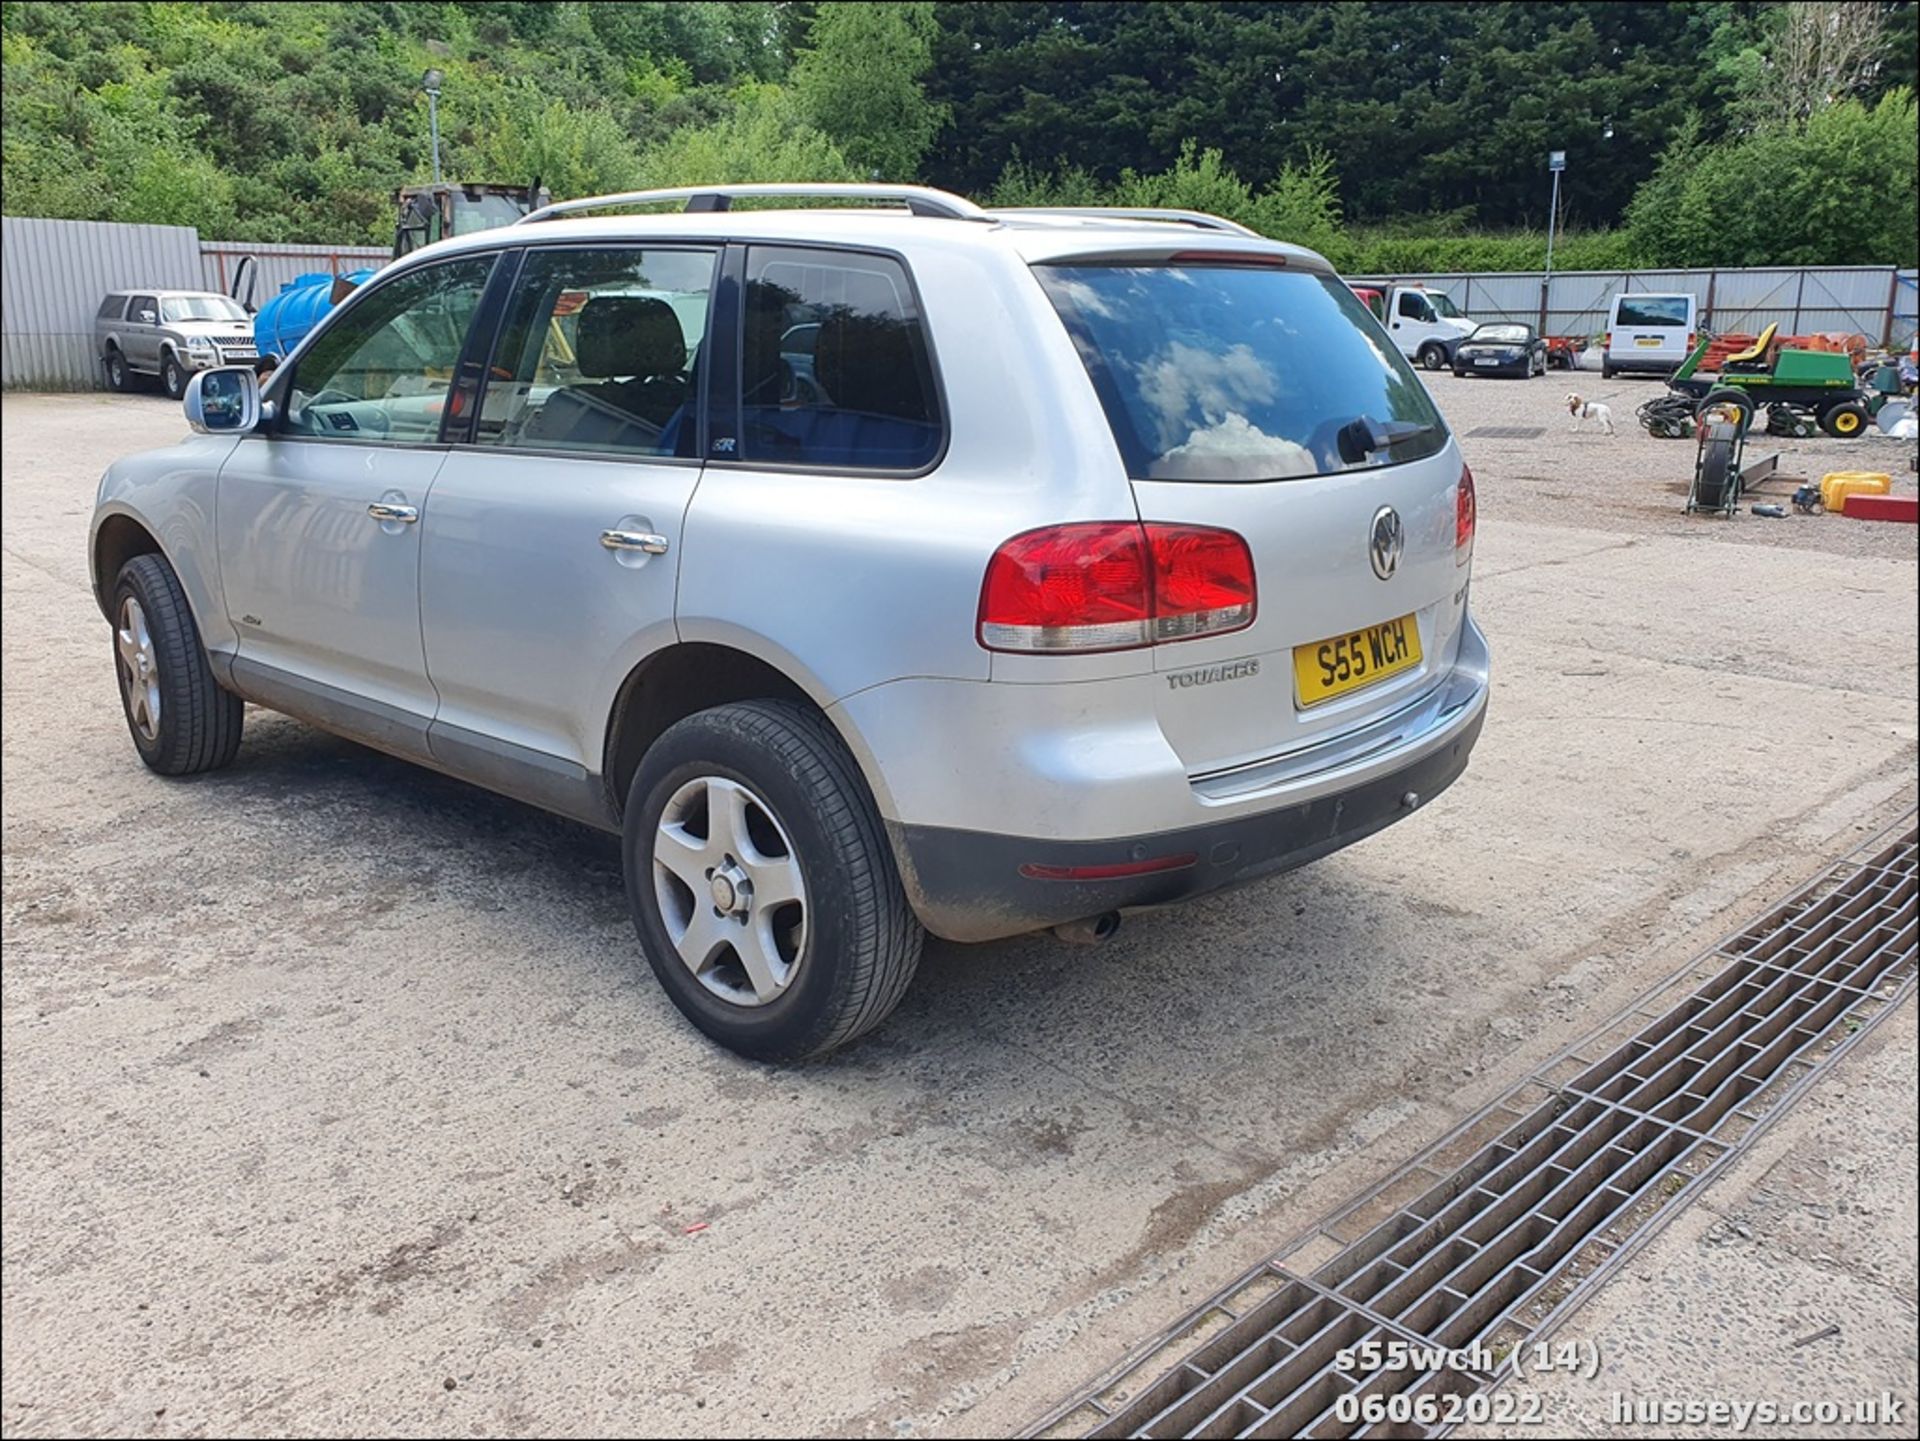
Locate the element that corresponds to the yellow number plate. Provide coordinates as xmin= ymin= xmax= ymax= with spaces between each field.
xmin=1635 ymin=336 xmax=1663 ymax=347
xmin=1293 ymin=615 xmax=1422 ymax=706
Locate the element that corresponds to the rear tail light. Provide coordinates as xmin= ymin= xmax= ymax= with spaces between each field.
xmin=1687 ymin=332 xmax=1697 ymax=349
xmin=1602 ymin=331 xmax=1611 ymax=350
xmin=978 ymin=522 xmax=1255 ymax=653
xmin=1456 ymin=463 xmax=1476 ymax=565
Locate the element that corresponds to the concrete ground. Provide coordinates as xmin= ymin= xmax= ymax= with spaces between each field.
xmin=2 ymin=381 xmax=1915 ymax=1439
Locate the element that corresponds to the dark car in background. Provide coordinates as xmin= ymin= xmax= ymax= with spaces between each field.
xmin=1451 ymin=322 xmax=1548 ymax=379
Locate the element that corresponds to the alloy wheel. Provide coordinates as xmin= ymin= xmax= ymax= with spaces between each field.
xmin=652 ymin=775 xmax=808 ymax=1007
xmin=117 ymin=596 xmax=161 ymax=742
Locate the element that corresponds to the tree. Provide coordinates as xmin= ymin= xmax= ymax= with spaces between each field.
xmin=1625 ymin=87 xmax=1918 ymax=266
xmin=638 ymin=84 xmax=859 ymax=187
xmin=791 ymin=2 xmax=945 ymax=179
xmin=1762 ymin=1 xmax=1892 ymax=120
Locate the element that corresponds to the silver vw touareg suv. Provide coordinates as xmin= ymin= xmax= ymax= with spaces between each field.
xmin=90 ymin=184 xmax=1488 ymax=1059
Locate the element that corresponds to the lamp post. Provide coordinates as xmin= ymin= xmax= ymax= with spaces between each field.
xmin=423 ymin=68 xmax=444 ymax=185
xmin=1540 ymin=149 xmax=1566 ymax=333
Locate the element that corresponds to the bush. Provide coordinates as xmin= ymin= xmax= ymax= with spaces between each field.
xmin=1626 ymin=89 xmax=1919 ymax=267
xmin=637 ymin=85 xmax=859 ymax=188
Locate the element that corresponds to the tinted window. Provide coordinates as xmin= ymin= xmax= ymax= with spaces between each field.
xmin=1615 ymin=295 xmax=1691 ymax=327
xmin=96 ymin=295 xmax=128 ymax=321
xmin=1036 ymin=264 xmax=1447 ymax=483
xmin=739 ymin=246 xmax=941 ymax=470
xmin=476 ymin=247 xmax=715 ymax=457
xmin=1397 ymin=291 xmax=1431 ymax=321
xmin=285 ymin=256 xmax=494 ymax=445
xmin=130 ymin=296 xmax=158 ymax=323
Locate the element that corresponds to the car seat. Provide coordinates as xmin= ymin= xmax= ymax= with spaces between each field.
xmin=741 ymin=309 xmax=938 ymax=468
xmin=523 ymin=296 xmax=687 ymax=450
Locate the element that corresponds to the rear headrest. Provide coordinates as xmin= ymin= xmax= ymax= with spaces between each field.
xmin=576 ymin=296 xmax=685 ymax=379
xmin=811 ymin=309 xmax=928 ymax=421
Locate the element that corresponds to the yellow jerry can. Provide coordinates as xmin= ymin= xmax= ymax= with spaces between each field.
xmin=1819 ymin=471 xmax=1893 ymax=513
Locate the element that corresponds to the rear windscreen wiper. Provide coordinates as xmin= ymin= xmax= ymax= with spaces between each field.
xmin=1337 ymin=415 xmax=1437 ymax=464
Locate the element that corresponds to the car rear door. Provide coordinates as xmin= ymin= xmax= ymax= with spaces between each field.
xmin=216 ymin=253 xmax=500 ymax=760
xmin=1613 ymin=293 xmax=1694 ymax=369
xmin=416 ymin=243 xmax=717 ymax=817
xmin=1033 ymin=259 xmax=1475 ymax=779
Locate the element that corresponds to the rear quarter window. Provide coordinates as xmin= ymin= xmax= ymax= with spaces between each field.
xmin=1037 ymin=263 xmax=1447 ymax=483
xmin=739 ymin=246 xmax=942 ymax=472
xmin=96 ymin=295 xmax=127 ymax=321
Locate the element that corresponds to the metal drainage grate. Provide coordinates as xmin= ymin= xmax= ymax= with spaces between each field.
xmin=1464 ymin=425 xmax=1547 ymax=440
xmin=1031 ymin=817 xmax=1918 ymax=1440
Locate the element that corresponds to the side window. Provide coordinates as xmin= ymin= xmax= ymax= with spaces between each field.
xmin=475 ymin=247 xmax=716 ymax=457
xmin=284 ymin=256 xmax=494 ymax=444
xmin=130 ymin=296 xmax=158 ymax=324
xmin=96 ymin=295 xmax=128 ymax=321
xmin=740 ymin=246 xmax=941 ymax=471
xmin=1396 ymin=291 xmax=1430 ymax=322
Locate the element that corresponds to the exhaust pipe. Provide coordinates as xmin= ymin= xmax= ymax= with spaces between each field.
xmin=1052 ymin=911 xmax=1123 ymax=946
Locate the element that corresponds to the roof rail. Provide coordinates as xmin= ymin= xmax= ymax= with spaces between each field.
xmin=518 ymin=183 xmax=990 ymax=225
xmin=991 ymin=206 xmax=1260 ymax=237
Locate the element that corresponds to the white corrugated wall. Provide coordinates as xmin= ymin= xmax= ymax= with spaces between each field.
xmin=0 ymin=218 xmax=391 ymax=389
xmin=2 ymin=217 xmax=204 ymax=389
xmin=4 ymin=215 xmax=1915 ymax=388
xmin=1344 ymin=265 xmax=1916 ymax=346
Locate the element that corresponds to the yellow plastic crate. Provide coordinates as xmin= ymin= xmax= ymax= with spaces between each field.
xmin=1820 ymin=471 xmax=1892 ymax=514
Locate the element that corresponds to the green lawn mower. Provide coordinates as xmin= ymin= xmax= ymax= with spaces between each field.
xmin=1650 ymin=325 xmax=1886 ymax=440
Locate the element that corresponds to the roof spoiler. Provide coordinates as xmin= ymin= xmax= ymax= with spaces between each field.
xmin=990 ymin=206 xmax=1259 ymax=237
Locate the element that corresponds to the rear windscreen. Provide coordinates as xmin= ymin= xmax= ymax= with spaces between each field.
xmin=1036 ymin=264 xmax=1446 ymax=482
xmin=1614 ymin=295 xmax=1691 ymax=327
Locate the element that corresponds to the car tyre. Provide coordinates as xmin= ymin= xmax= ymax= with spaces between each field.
xmin=104 ymin=346 xmax=135 ymax=393
xmin=111 ymin=553 xmax=244 ymax=775
xmin=623 ymin=700 xmax=923 ymax=1061
xmin=160 ymin=351 xmax=187 ymax=401
xmin=1417 ymin=342 xmax=1447 ymax=371
xmin=1601 ymin=359 xmax=1616 ymax=380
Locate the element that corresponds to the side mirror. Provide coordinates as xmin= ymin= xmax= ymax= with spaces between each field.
xmin=138 ymin=310 xmax=157 ymax=324
xmin=184 ymin=366 xmax=261 ymax=434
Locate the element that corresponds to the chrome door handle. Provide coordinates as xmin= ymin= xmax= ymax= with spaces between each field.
xmin=601 ymin=529 xmax=669 ymax=555
xmin=367 ymin=501 xmax=418 ymax=524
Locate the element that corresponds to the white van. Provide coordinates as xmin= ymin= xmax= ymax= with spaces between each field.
xmin=1602 ymin=292 xmax=1698 ymax=378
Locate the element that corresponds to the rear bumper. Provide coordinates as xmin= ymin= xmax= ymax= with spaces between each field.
xmin=889 ymin=679 xmax=1487 ymax=944
xmin=1605 ymin=355 xmax=1679 ymax=375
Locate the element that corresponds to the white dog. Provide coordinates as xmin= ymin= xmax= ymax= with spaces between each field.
xmin=1566 ymin=393 xmax=1614 ymax=434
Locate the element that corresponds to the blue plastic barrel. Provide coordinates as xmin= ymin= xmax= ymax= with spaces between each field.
xmin=252 ymin=268 xmax=377 ymax=360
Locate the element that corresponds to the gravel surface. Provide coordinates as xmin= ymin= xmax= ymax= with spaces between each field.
xmin=3 ymin=390 xmax=1915 ymax=1438
xmin=1429 ymin=368 xmax=1919 ymax=558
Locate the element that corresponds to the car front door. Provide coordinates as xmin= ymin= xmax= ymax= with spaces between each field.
xmin=417 ymin=244 xmax=717 ymax=820
xmin=126 ymin=295 xmax=160 ymax=369
xmin=1391 ymin=289 xmax=1435 ymax=357
xmin=216 ymin=253 xmax=500 ymax=760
